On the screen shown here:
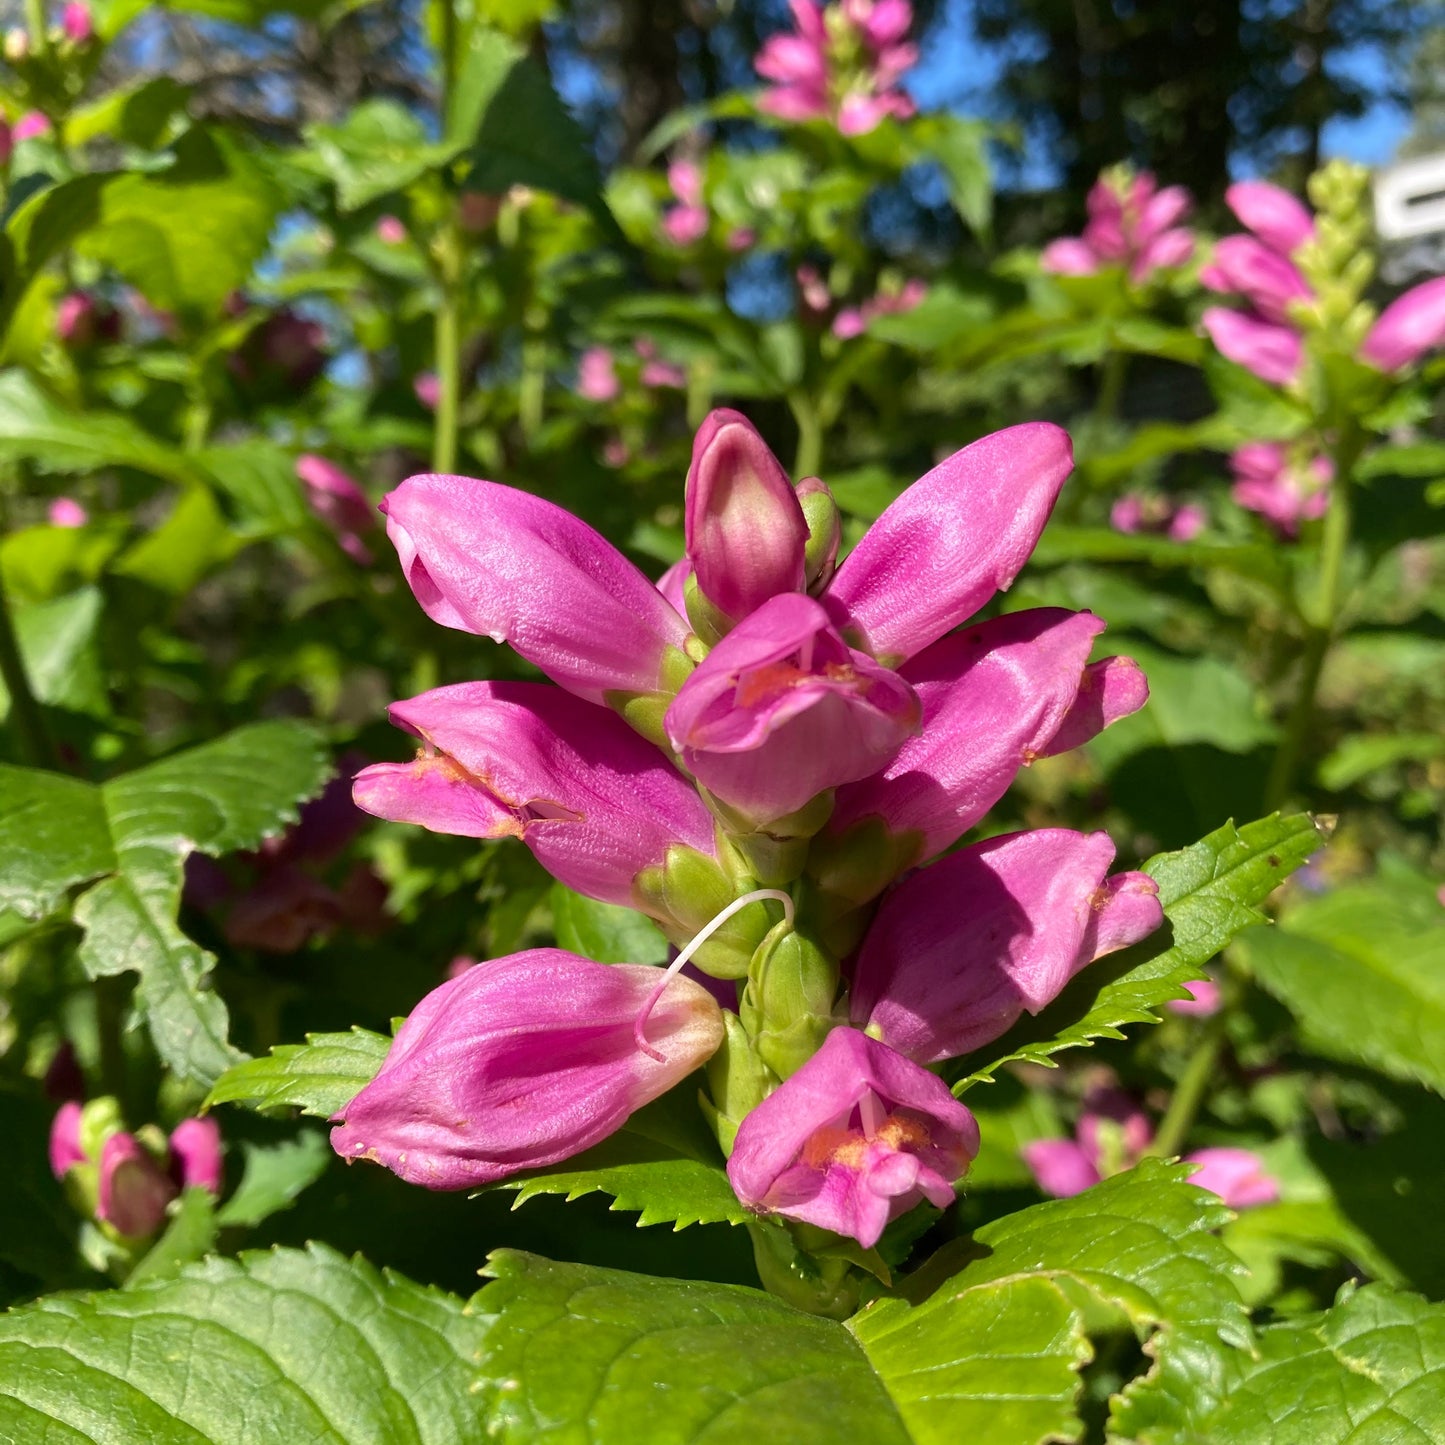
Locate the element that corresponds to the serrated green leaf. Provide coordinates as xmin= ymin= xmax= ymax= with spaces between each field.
xmin=206 ymin=1027 xmax=392 ymax=1117
xmin=956 ymin=813 xmax=1321 ymax=1088
xmin=1113 ymin=1282 xmax=1445 ymax=1444
xmin=549 ymin=883 xmax=669 ymax=964
xmin=0 ymin=1245 xmax=491 ymax=1442
xmin=215 ymin=1127 xmax=332 ymax=1228
xmin=1234 ymin=874 xmax=1445 ymax=1093
xmin=0 ymin=586 xmax=106 ymax=721
xmin=0 ymin=722 xmax=330 ymax=1085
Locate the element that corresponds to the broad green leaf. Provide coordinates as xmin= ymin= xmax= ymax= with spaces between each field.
xmin=549 ymin=883 xmax=669 ymax=963
xmin=1233 ymin=873 xmax=1445 ymax=1093
xmin=956 ymin=813 xmax=1322 ymax=1088
xmin=306 ymin=99 xmax=446 ymax=212
xmin=215 ymin=1128 xmax=332 ymax=1228
xmin=0 ymin=722 xmax=330 ymax=1085
xmin=0 ymin=1245 xmax=491 ymax=1443
xmin=206 ymin=1026 xmax=392 ymax=1117
xmin=112 ymin=485 xmax=234 ymax=595
xmin=64 ymin=77 xmax=189 ymax=150
xmin=1030 ymin=526 xmax=1281 ymax=582
xmin=0 ymin=370 xmax=194 ymax=483
xmin=0 ymin=586 xmax=107 ymax=721
xmin=475 ymin=1251 xmax=913 ymax=1443
xmin=501 ymin=1089 xmax=750 ymax=1230
xmin=199 ymin=439 xmax=311 ymax=537
xmin=122 ymin=1188 xmax=219 ymax=1289
xmin=1114 ymin=1282 xmax=1445 ymax=1444
xmin=1317 ymin=730 xmax=1445 ymax=789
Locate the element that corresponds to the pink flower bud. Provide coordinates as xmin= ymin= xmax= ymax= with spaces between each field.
xmin=49 ymin=1100 xmax=85 ymax=1178
xmin=1184 ymin=1147 xmax=1279 ymax=1208
xmin=727 ymin=1027 xmax=979 ymax=1249
xmin=852 ymin=829 xmax=1163 ymax=1064
xmin=13 ymin=112 xmax=51 ymax=142
xmin=1200 ymin=235 xmax=1311 ymax=324
xmin=48 ymin=497 xmax=88 ymax=528
xmin=379 ymin=473 xmax=691 ymax=704
xmin=169 ymin=1116 xmax=223 ymax=1195
xmin=56 ymin=292 xmax=97 ymax=346
xmin=1359 ymin=276 xmax=1445 ymax=373
xmin=662 ymin=205 xmax=709 ymax=245
xmin=685 ymin=408 xmax=808 ymax=626
xmin=0 ymin=116 xmax=12 ymax=167
xmin=413 ymin=372 xmax=440 ymax=410
xmin=1225 ymin=181 xmax=1314 ymax=257
xmin=353 ymin=681 xmax=717 ymax=908
xmin=331 ymin=949 xmax=725 ymax=1188
xmin=375 ymin=215 xmax=407 ymax=244
xmin=667 ymin=159 xmax=704 ymax=208
xmin=665 ymin=593 xmax=920 ymax=825
xmin=61 ymin=1 xmax=92 ymax=43
xmin=1168 ymin=977 xmax=1222 ymax=1016
xmin=1041 ymin=238 xmax=1100 ymax=276
xmin=1202 ymin=307 xmax=1303 ymax=386
xmin=1021 ymin=1138 xmax=1098 ymax=1197
xmin=576 ymin=346 xmax=619 ymax=401
xmin=296 ymin=454 xmax=376 ymax=563
xmin=97 ymin=1132 xmax=177 ymax=1237
xmin=1230 ymin=443 xmax=1330 ymax=537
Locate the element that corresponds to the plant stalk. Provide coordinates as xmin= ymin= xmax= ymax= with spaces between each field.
xmin=0 ymin=564 xmax=55 ymax=767
xmin=432 ymin=277 xmax=462 ymax=474
xmin=790 ymin=393 xmax=822 ymax=478
xmin=1149 ymin=1014 xmax=1228 ymax=1159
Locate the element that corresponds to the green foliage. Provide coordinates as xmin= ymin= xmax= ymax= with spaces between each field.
xmin=0 ymin=722 xmax=330 ymax=1085
xmin=956 ymin=813 xmax=1321 ymax=1088
xmin=0 ymin=1245 xmax=491 ymax=1441
xmin=206 ymin=1026 xmax=392 ymax=1117
xmin=549 ymin=883 xmax=669 ymax=963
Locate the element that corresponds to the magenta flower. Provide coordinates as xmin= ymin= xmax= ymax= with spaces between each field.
xmin=413 ymin=372 xmax=440 ymax=410
xmin=1230 ymin=442 xmax=1330 ymax=537
xmin=1186 ymin=1148 xmax=1279 ymax=1208
xmin=1110 ymin=492 xmax=1207 ymax=542
xmin=353 ymin=681 xmax=716 ymax=909
xmin=665 ymin=593 xmax=921 ymax=825
xmin=380 ymin=474 xmax=692 ymax=704
xmin=576 ymin=345 xmax=620 ymax=402
xmin=332 ymin=949 xmax=724 ymax=1189
xmin=662 ymin=159 xmax=710 ymax=245
xmin=851 ymin=829 xmax=1162 ymax=1063
xmin=755 ymin=0 xmax=917 ymax=137
xmin=822 ymin=423 xmax=1073 ymax=664
xmin=1202 ymin=307 xmax=1304 ymax=386
xmin=1200 ymin=236 xmax=1311 ymax=324
xmin=1022 ymin=1086 xmax=1153 ymax=1197
xmin=0 ymin=116 xmax=11 ymax=167
xmin=48 ymin=497 xmax=88 ymax=528
xmin=635 ymin=338 xmax=687 ymax=389
xmin=685 ymin=408 xmax=809 ymax=627
xmin=48 ymin=1100 xmax=84 ymax=1178
xmin=828 ymin=609 xmax=1147 ymax=871
xmin=61 ymin=1 xmax=92 ymax=41
xmin=1041 ymin=169 xmax=1195 ymax=284
xmin=169 ymin=1117 xmax=224 ymax=1195
xmin=727 ymin=1027 xmax=978 ymax=1249
xmin=296 ymin=454 xmax=377 ymax=564
xmin=1359 ymin=276 xmax=1445 ymax=373
xmin=1224 ymin=180 xmax=1314 ymax=256
xmin=97 ymin=1133 xmax=177 ymax=1237
xmin=1168 ymin=977 xmax=1222 ymax=1017
xmin=13 ymin=111 xmax=51 ymax=142
xmin=829 ymin=277 xmax=927 ymax=338
xmin=375 ymin=215 xmax=407 ymax=244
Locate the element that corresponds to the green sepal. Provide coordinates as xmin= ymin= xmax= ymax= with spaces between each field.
xmin=707 ymin=789 xmax=836 ymax=887
xmin=797 ymin=478 xmax=841 ymax=592
xmin=683 ymin=570 xmax=733 ymax=646
xmin=742 ymin=923 xmax=839 ymax=1078
xmin=804 ymin=815 xmax=924 ymax=949
xmin=701 ymin=1012 xmax=777 ymax=1157
xmin=748 ymin=1219 xmax=864 ymax=1321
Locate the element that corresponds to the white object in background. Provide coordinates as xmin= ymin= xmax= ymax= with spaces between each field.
xmin=1375 ymin=152 xmax=1445 ymax=240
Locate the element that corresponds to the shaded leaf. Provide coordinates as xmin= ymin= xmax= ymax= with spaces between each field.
xmin=206 ymin=1027 xmax=391 ymax=1117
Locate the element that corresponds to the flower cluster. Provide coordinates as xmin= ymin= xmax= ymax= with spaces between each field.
xmin=51 ymin=1097 xmax=223 ymax=1242
xmin=756 ymin=0 xmax=917 ymax=138
xmin=1110 ymin=492 xmax=1206 ymax=542
xmin=1042 ymin=168 xmax=1195 ymax=285
xmin=1202 ymin=180 xmax=1445 ymax=385
xmin=1229 ymin=441 xmax=1331 ymax=538
xmin=335 ymin=407 xmax=1162 ymax=1251
xmin=1022 ymin=1081 xmax=1278 ymax=1209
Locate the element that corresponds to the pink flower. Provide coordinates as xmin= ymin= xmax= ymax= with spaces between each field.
xmin=1202 ymin=307 xmax=1304 ymax=386
xmin=296 ymin=454 xmax=376 ymax=564
xmin=1042 ymin=169 xmax=1195 ymax=284
xmin=851 ymin=829 xmax=1162 ymax=1063
xmin=1168 ymin=503 xmax=1207 ymax=542
xmin=1200 ymin=236 xmax=1310 ymax=324
xmin=61 ymin=1 xmax=92 ymax=42
xmin=829 ymin=279 xmax=926 ymax=338
xmin=727 ymin=1027 xmax=979 ymax=1248
xmin=353 ymin=681 xmax=717 ymax=909
xmin=1022 ymin=1086 xmax=1153 ymax=1197
xmin=380 ymin=472 xmax=692 ymax=704
xmin=1230 ymin=442 xmax=1330 ymax=537
xmin=56 ymin=292 xmax=116 ymax=347
xmin=13 ymin=112 xmax=51 ymax=142
xmin=827 ymin=609 xmax=1147 ymax=874
xmin=0 ymin=116 xmax=12 ymax=167
xmin=685 ymin=408 xmax=809 ymax=627
xmin=662 ymin=205 xmax=709 ymax=245
xmin=169 ymin=1117 xmax=223 ymax=1195
xmin=664 ymin=593 xmax=921 ymax=825
xmin=1184 ymin=1147 xmax=1279 ymax=1208
xmin=1225 ymin=181 xmax=1314 ymax=257
xmin=97 ymin=1133 xmax=177 ymax=1237
xmin=635 ymin=340 xmax=687 ymax=389
xmin=48 ymin=497 xmax=88 ymax=528
xmin=727 ymin=227 xmax=756 ymax=252
xmin=413 ymin=372 xmax=440 ymax=410
xmin=1359 ymin=276 xmax=1445 ymax=373
xmin=576 ymin=346 xmax=619 ymax=402
xmin=1168 ymin=977 xmax=1222 ymax=1016
xmin=1110 ymin=493 xmax=1207 ymax=541
xmin=48 ymin=1101 xmax=84 ymax=1178
xmin=375 ymin=215 xmax=407 ymax=244
xmin=331 ymin=950 xmax=724 ymax=1188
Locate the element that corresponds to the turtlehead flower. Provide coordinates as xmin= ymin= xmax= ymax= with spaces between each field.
xmin=831 ymin=278 xmax=927 ymax=339
xmin=665 ymin=593 xmax=920 ymax=825
xmin=756 ymin=0 xmax=917 ymax=138
xmin=353 ymin=681 xmax=717 ymax=909
xmin=169 ymin=1116 xmax=224 ymax=1195
xmin=414 ymin=372 xmax=440 ymax=410
xmin=14 ymin=112 xmax=51 ymax=142
xmin=1167 ymin=976 xmax=1222 ymax=1016
xmin=636 ymin=338 xmax=687 ymax=390
xmin=332 ymin=949 xmax=724 ymax=1189
xmin=576 ymin=346 xmax=620 ymax=402
xmin=662 ymin=159 xmax=709 ymax=246
xmin=1042 ymin=169 xmax=1195 ymax=284
xmin=296 ymin=454 xmax=377 ymax=564
xmin=1359 ymin=276 xmax=1445 ymax=374
xmin=1230 ymin=442 xmax=1331 ymax=537
xmin=1186 ymin=1147 xmax=1280 ymax=1208
xmin=61 ymin=1 xmax=93 ymax=42
xmin=1110 ymin=493 xmax=1207 ymax=542
xmin=728 ymin=1027 xmax=979 ymax=1248
xmin=851 ymin=829 xmax=1162 ymax=1063
xmin=49 ymin=1100 xmax=85 ymax=1177
xmin=48 ymin=497 xmax=88 ymax=528
xmin=98 ymin=1133 xmax=177 ymax=1238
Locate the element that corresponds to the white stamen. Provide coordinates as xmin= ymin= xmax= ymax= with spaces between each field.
xmin=632 ymin=888 xmax=795 ymax=1063
xmin=859 ymin=1089 xmax=885 ymax=1140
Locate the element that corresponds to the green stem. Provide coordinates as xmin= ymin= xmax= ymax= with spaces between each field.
xmin=1264 ymin=473 xmax=1352 ymax=809
xmin=439 ymin=0 xmax=458 ymax=127
xmin=25 ymin=0 xmax=49 ymax=58
xmin=790 ymin=393 xmax=822 ymax=478
xmin=94 ymin=974 xmax=130 ymax=1107
xmin=519 ymin=315 xmax=545 ymax=442
xmin=1149 ymin=1015 xmax=1227 ymax=1159
xmin=0 ymin=564 xmax=55 ymax=767
xmin=432 ymin=279 xmax=462 ymax=473
xmin=1096 ymin=348 xmax=1127 ymax=421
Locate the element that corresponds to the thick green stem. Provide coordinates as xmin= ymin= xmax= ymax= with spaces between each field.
xmin=1096 ymin=348 xmax=1127 ymax=421
xmin=1149 ymin=1015 xmax=1228 ymax=1159
xmin=25 ymin=0 xmax=49 ymax=58
xmin=790 ymin=393 xmax=822 ymax=478
xmin=432 ymin=281 xmax=462 ymax=473
xmin=0 ymin=564 xmax=55 ymax=767
xmin=1265 ymin=473 xmax=1352 ymax=809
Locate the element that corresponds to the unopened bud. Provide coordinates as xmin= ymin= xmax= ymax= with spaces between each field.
xmin=702 ymin=1012 xmax=776 ymax=1156
xmin=795 ymin=477 xmax=841 ymax=592
xmin=741 ymin=922 xmax=839 ymax=1078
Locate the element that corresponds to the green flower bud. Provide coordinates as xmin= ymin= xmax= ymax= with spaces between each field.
xmin=795 ymin=477 xmax=841 ymax=593
xmin=701 ymin=1012 xmax=777 ymax=1156
xmin=683 ymin=569 xmax=734 ymax=648
xmin=741 ymin=922 xmax=838 ymax=1078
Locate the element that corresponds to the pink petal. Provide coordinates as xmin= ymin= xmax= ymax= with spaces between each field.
xmin=49 ymin=1101 xmax=84 ymax=1178
xmin=1184 ymin=1147 xmax=1279 ymax=1208
xmin=1201 ymin=236 xmax=1311 ymax=323
xmin=1021 ymin=1139 xmax=1099 ymax=1197
xmin=169 ymin=1117 xmax=224 ymax=1195
xmin=1225 ymin=181 xmax=1314 ymax=256
xmin=1041 ymin=238 xmax=1100 ymax=276
xmin=1359 ymin=276 xmax=1445 ymax=373
xmin=1201 ymin=308 xmax=1304 ymax=386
